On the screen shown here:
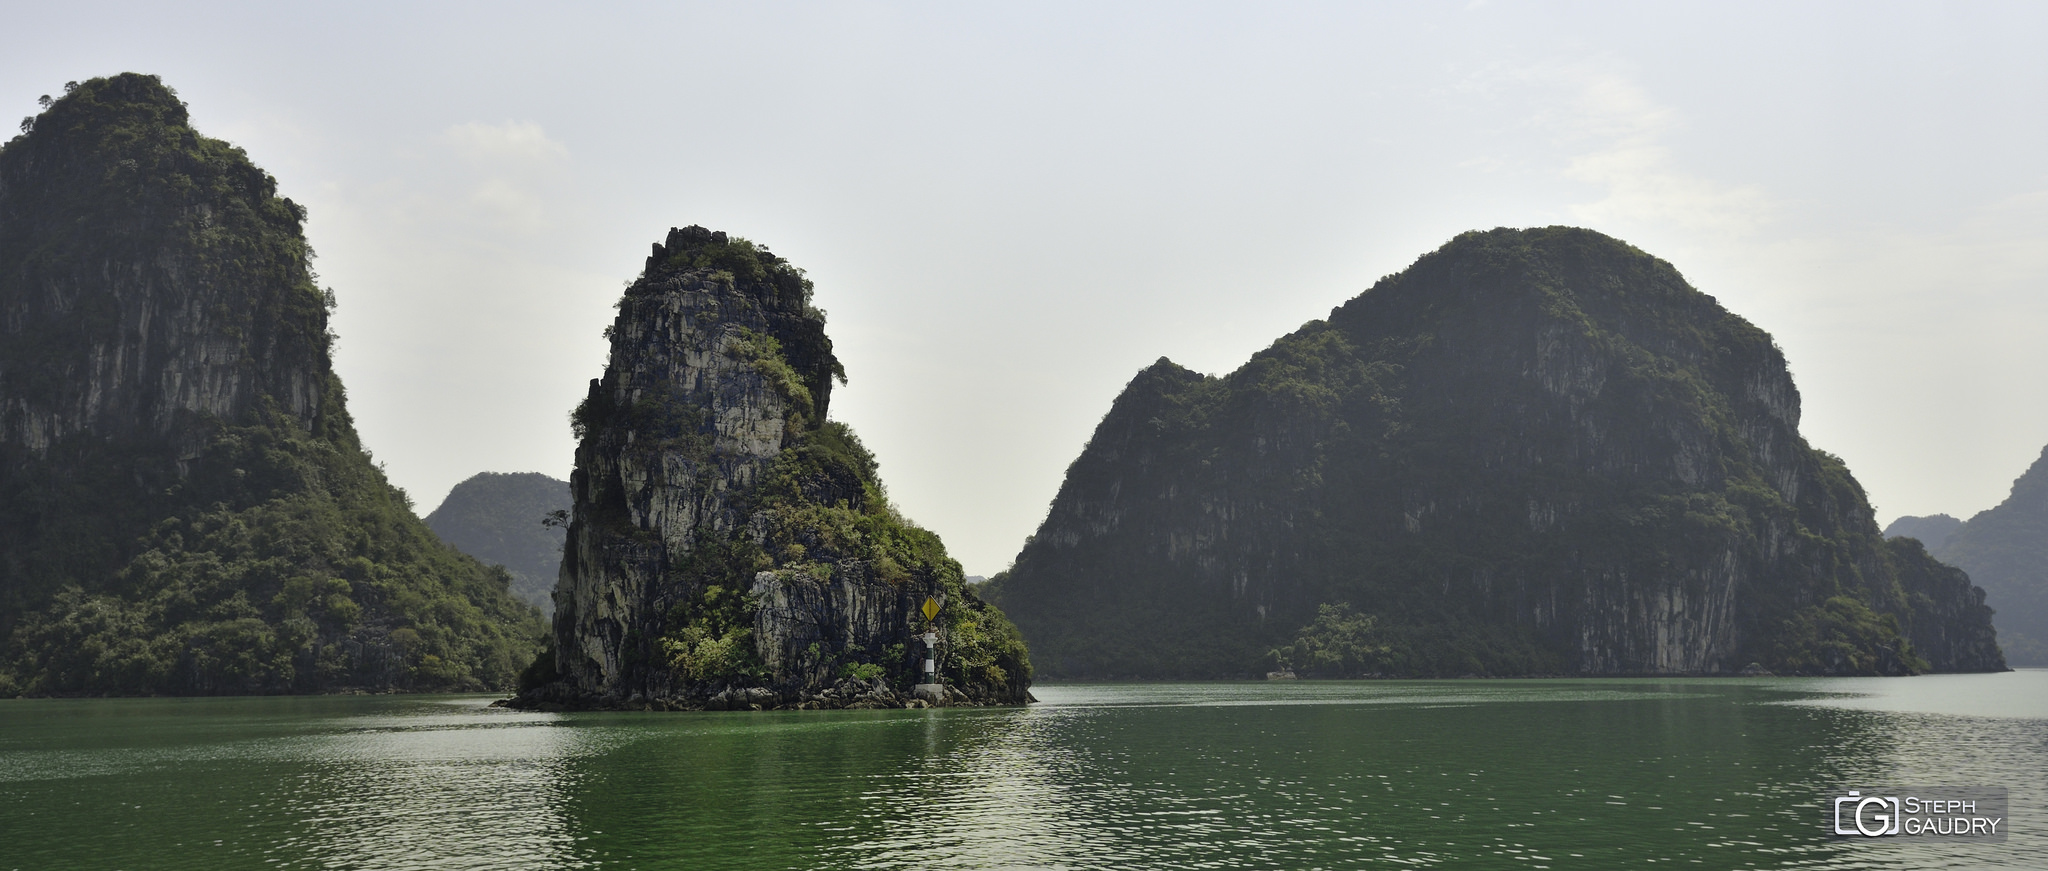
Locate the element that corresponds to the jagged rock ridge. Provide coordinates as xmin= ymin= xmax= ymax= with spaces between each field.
xmin=425 ymin=472 xmax=570 ymax=614
xmin=517 ymin=226 xmax=1029 ymax=710
xmin=0 ymin=74 xmax=543 ymax=695
xmin=986 ymin=227 xmax=2004 ymax=678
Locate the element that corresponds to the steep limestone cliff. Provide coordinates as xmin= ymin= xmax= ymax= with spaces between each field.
xmin=519 ymin=226 xmax=1028 ymax=710
xmin=0 ymin=74 xmax=543 ymax=695
xmin=986 ymin=227 xmax=2003 ymax=678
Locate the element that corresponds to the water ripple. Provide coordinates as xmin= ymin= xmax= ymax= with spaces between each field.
xmin=1 ymin=676 xmax=2042 ymax=869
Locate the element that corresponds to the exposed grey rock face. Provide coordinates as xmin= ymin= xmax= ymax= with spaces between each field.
xmin=0 ymin=270 xmax=325 ymax=462
xmin=0 ymin=79 xmax=326 ymax=479
xmin=989 ymin=227 xmax=2004 ymax=678
xmin=552 ymin=230 xmax=814 ymax=698
xmin=751 ymin=564 xmax=925 ymax=687
xmin=526 ymin=226 xmax=1029 ymax=711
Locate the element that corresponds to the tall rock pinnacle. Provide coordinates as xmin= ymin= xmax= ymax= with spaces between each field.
xmin=527 ymin=226 xmax=1028 ymax=710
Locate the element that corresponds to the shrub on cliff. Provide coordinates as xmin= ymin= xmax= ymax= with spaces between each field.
xmin=1269 ymin=603 xmax=1391 ymax=677
xmin=1773 ymin=596 xmax=1928 ymax=676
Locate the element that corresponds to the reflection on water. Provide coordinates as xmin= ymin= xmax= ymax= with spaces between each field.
xmin=278 ymin=711 xmax=597 ymax=869
xmin=0 ymin=697 xmax=599 ymax=870
xmin=800 ymin=685 xmax=1852 ymax=869
xmin=0 ymin=673 xmax=2043 ymax=869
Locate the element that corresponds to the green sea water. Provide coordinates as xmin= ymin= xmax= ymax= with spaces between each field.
xmin=2 ymin=673 xmax=2043 ymax=869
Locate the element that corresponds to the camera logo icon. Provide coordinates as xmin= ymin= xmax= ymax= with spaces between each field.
xmin=1834 ymin=791 xmax=1901 ymax=836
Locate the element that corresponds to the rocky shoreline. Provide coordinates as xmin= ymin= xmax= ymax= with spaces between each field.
xmin=497 ymin=675 xmax=1033 ymax=712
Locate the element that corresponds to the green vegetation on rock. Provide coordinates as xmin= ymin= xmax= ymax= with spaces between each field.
xmin=0 ymin=74 xmax=544 ymax=696
xmin=987 ymin=227 xmax=2002 ymax=679
xmin=1772 ymin=596 xmax=1928 ymax=676
xmin=531 ymin=226 xmax=1026 ymax=710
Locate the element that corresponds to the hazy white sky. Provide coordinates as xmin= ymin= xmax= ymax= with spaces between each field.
xmin=7 ymin=2 xmax=2045 ymax=575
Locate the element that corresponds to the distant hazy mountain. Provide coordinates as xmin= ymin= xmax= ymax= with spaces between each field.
xmin=1901 ymin=446 xmax=2048 ymax=666
xmin=1882 ymin=514 xmax=1965 ymax=552
xmin=425 ymin=473 xmax=569 ymax=614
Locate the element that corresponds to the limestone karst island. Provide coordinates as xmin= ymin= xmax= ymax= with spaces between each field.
xmin=0 ymin=74 xmax=2020 ymax=705
xmin=984 ymin=228 xmax=2006 ymax=680
xmin=510 ymin=225 xmax=1032 ymax=711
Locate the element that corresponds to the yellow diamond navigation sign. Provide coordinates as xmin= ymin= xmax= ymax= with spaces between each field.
xmin=921 ymin=597 xmax=940 ymax=622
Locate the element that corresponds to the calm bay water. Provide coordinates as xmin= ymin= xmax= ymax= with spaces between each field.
xmin=3 ymin=673 xmax=2044 ymax=869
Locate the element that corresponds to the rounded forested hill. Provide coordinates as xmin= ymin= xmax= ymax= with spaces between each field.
xmin=986 ymin=227 xmax=2003 ymax=679
xmin=0 ymin=74 xmax=543 ymax=696
xmin=425 ymin=472 xmax=569 ymax=614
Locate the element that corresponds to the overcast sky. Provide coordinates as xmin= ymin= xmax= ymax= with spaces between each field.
xmin=7 ymin=2 xmax=2046 ymax=575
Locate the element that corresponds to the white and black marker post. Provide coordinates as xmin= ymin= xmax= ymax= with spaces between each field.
xmin=921 ymin=596 xmax=941 ymax=683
